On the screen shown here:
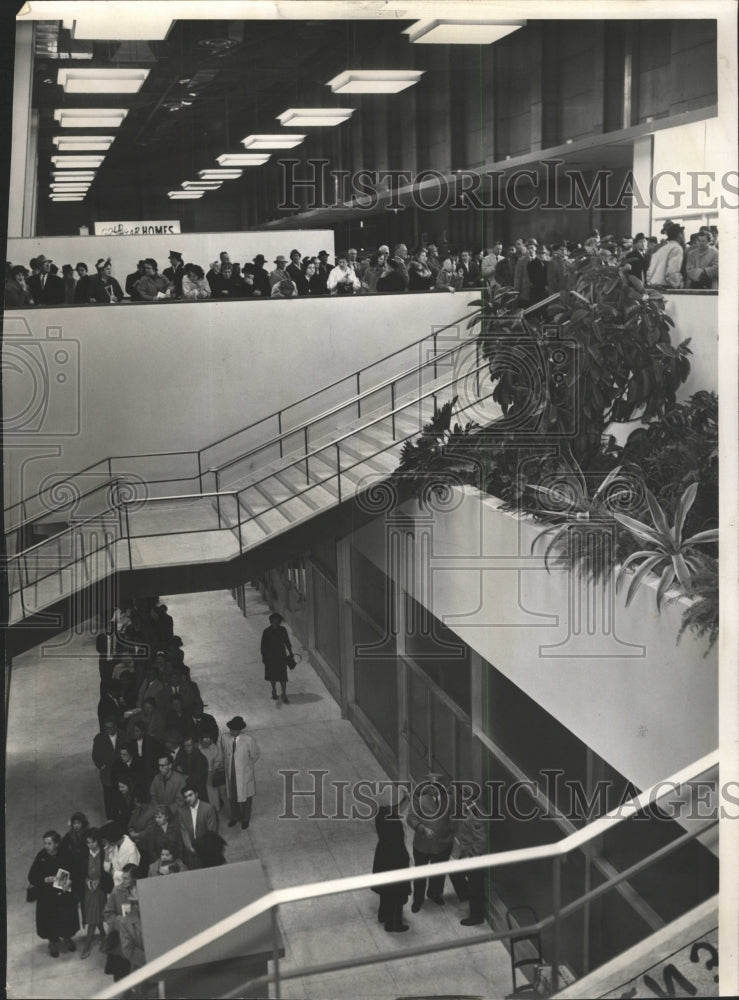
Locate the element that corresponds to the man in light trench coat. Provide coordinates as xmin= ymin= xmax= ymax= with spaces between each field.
xmin=219 ymin=716 xmax=260 ymax=829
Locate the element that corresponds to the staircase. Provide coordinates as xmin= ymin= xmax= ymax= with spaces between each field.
xmin=5 ymin=308 xmax=498 ymax=646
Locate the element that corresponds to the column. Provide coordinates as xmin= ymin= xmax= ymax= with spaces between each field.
xmin=9 ymin=22 xmax=36 ymax=236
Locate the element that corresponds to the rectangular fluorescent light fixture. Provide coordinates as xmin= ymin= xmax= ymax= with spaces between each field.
xmin=277 ymin=108 xmax=354 ymax=127
xmin=403 ymin=19 xmax=525 ymax=44
xmin=70 ymin=16 xmax=173 ymax=41
xmin=168 ymin=191 xmax=203 ymax=199
xmin=54 ymin=108 xmax=128 ymax=129
xmin=51 ymin=155 xmax=105 ymax=168
xmin=52 ymin=135 xmax=114 ymax=151
xmin=57 ymin=69 xmax=150 ymax=94
xmin=326 ymin=70 xmax=424 ymax=94
xmin=182 ymin=181 xmax=222 ymax=190
xmin=50 ymin=195 xmax=85 ymax=201
xmin=198 ymin=169 xmax=243 ymax=180
xmin=52 ymin=171 xmax=96 ymax=180
xmin=216 ymin=154 xmax=271 ymax=167
xmin=241 ymin=134 xmax=305 ymax=150
xmin=51 ymin=184 xmax=90 ymax=191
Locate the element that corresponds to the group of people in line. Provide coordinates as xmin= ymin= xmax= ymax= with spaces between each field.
xmin=27 ymin=596 xmax=260 ymax=989
xmin=3 ymin=222 xmax=719 ymax=308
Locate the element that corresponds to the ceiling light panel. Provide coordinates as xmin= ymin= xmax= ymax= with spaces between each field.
xmin=70 ymin=16 xmax=173 ymax=41
xmin=52 ymin=136 xmax=114 ymax=151
xmin=182 ymin=181 xmax=222 ymax=190
xmin=241 ymin=134 xmax=306 ymax=150
xmin=51 ymin=155 xmax=105 ymax=168
xmin=168 ymin=191 xmax=204 ymax=199
xmin=198 ymin=169 xmax=243 ymax=179
xmin=216 ymin=154 xmax=271 ymax=166
xmin=326 ymin=70 xmax=424 ymax=94
xmin=52 ymin=172 xmax=96 ymax=180
xmin=57 ymin=68 xmax=150 ymax=94
xmin=403 ymin=19 xmax=526 ymax=44
xmin=50 ymin=195 xmax=85 ymax=201
xmin=54 ymin=108 xmax=128 ymax=128
xmin=277 ymin=108 xmax=354 ymax=127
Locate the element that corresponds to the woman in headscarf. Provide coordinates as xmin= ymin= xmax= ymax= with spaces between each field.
xmin=27 ymin=830 xmax=80 ymax=958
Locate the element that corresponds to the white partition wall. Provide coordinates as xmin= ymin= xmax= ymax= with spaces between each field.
xmin=6 ymin=229 xmax=336 ymax=284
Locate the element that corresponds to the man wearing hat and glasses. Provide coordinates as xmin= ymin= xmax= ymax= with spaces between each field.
xmin=647 ymin=222 xmax=685 ymax=289
xmin=27 ymin=254 xmax=65 ymax=305
xmin=219 ymin=716 xmax=260 ymax=829
xmin=269 ymin=255 xmax=290 ymax=289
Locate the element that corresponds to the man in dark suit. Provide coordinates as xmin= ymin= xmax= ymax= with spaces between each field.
xmin=244 ymin=254 xmax=271 ymax=297
xmin=163 ymin=251 xmax=185 ymax=297
xmin=125 ymin=260 xmax=147 ymax=300
xmin=495 ymin=245 xmax=518 ymax=287
xmin=92 ymin=719 xmax=126 ymax=819
xmin=27 ymin=254 xmax=66 ymax=305
xmin=546 ymin=243 xmax=572 ymax=294
xmin=623 ymin=233 xmax=649 ymax=283
xmin=189 ymin=699 xmax=219 ymax=744
xmin=127 ymin=720 xmax=164 ymax=788
xmin=527 ymin=245 xmax=550 ymax=304
xmin=97 ymin=678 xmax=127 ymax=731
xmin=174 ymin=735 xmax=210 ymax=802
xmin=179 ymin=784 xmax=219 ymax=868
xmin=458 ymin=250 xmax=481 ymax=288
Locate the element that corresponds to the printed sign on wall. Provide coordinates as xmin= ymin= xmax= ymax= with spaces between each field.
xmin=93 ymin=220 xmax=182 ymax=236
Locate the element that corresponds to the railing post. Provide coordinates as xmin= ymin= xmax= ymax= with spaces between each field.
xmin=304 ymin=427 xmax=310 ymax=485
xmin=278 ymin=411 xmax=283 ymax=458
xmin=17 ymin=560 xmax=27 ymax=619
xmin=390 ymin=382 xmax=396 ymax=440
xmin=113 ymin=479 xmax=124 ymax=540
xmin=551 ymin=855 xmax=562 ymax=996
xmin=215 ymin=470 xmax=222 ymax=528
xmin=107 ymin=456 xmax=112 ymax=481
xmin=433 ymin=330 xmax=438 ymax=379
xmin=124 ymin=502 xmax=133 ymax=570
xmin=271 ymin=905 xmax=282 ymax=1000
xmin=236 ymin=495 xmax=243 ymax=554
xmin=356 ymin=371 xmax=361 ymax=417
xmin=197 ymin=451 xmax=203 ymax=494
xmin=336 ymin=443 xmax=342 ymax=503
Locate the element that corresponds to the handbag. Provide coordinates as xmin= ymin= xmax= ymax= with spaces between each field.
xmin=101 ymin=928 xmax=120 ymax=954
xmin=26 ymin=885 xmax=38 ymax=903
xmin=212 ymin=766 xmax=226 ymax=788
xmin=287 ymin=653 xmax=301 ymax=671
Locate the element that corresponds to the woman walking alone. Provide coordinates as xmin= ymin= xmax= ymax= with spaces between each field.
xmin=260 ymin=612 xmax=294 ymax=703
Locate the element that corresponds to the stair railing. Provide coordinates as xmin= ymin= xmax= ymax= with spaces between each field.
xmin=92 ymin=750 xmax=719 ymax=1000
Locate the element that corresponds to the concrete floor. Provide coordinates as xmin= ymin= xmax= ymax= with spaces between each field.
xmin=6 ymin=586 xmax=511 ymax=999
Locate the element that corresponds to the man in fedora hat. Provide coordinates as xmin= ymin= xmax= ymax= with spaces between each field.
xmin=647 ymin=222 xmax=685 ymax=288
xmin=244 ymin=254 xmax=271 ymax=297
xmin=163 ymin=251 xmax=185 ymax=297
xmin=219 ymin=716 xmax=260 ymax=829
xmin=261 ymin=612 xmax=295 ymax=703
xmin=28 ymin=254 xmax=65 ymax=305
xmin=623 ymin=233 xmax=649 ymax=283
xmin=125 ymin=260 xmax=146 ymax=301
xmin=269 ymin=255 xmax=290 ymax=289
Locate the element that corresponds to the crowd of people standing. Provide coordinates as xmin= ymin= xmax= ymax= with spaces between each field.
xmin=4 ymin=221 xmax=718 ymax=309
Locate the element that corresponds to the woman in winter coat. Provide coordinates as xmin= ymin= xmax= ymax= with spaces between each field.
xmin=27 ymin=830 xmax=80 ymax=958
xmin=371 ymin=792 xmax=411 ymax=933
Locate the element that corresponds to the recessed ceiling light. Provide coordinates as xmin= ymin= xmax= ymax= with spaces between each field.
xmin=57 ymin=68 xmax=150 ymax=94
xmin=198 ymin=169 xmax=243 ymax=180
xmin=326 ymin=70 xmax=424 ymax=94
xmin=241 ymin=134 xmax=306 ymax=150
xmin=69 ymin=16 xmax=173 ymax=41
xmin=277 ymin=108 xmax=354 ymax=127
xmin=51 ymin=155 xmax=105 ymax=168
xmin=182 ymin=181 xmax=222 ymax=190
xmin=50 ymin=195 xmax=85 ymax=201
xmin=50 ymin=183 xmax=90 ymax=189
xmin=403 ymin=19 xmax=526 ymax=45
xmin=52 ymin=136 xmax=114 ymax=152
xmin=216 ymin=154 xmax=271 ymax=167
xmin=168 ymin=191 xmax=204 ymax=199
xmin=54 ymin=109 xmax=127 ymax=129
xmin=52 ymin=172 xmax=96 ymax=181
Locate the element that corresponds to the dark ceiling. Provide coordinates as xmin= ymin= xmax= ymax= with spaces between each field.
xmin=33 ymin=18 xmax=416 ymax=222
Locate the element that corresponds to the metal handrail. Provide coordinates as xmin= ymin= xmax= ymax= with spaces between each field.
xmin=93 ymin=750 xmax=718 ymax=1000
xmin=228 ymin=358 xmax=492 ymax=501
xmin=4 ymin=306 xmax=479 ymax=531
xmin=212 ymin=334 xmax=480 ymax=476
xmin=199 ymin=309 xmax=479 ymax=460
xmin=5 ymin=503 xmax=122 ymax=561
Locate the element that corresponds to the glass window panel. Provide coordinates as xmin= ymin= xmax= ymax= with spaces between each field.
xmin=408 ymin=670 xmax=429 ymax=782
xmin=351 ymin=545 xmax=394 ymax=633
xmin=431 ymin=696 xmax=455 ymax=782
xmin=405 ymin=596 xmax=470 ymax=714
xmin=352 ymin=610 xmax=398 ymax=755
xmin=311 ymin=537 xmax=338 ymax=582
xmin=312 ymin=567 xmax=340 ymax=676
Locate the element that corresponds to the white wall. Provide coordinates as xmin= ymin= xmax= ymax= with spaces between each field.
xmin=3 ymin=290 xmax=474 ymax=507
xmin=6 ymin=229 xmax=336 ymax=286
xmin=351 ymin=487 xmax=717 ymax=792
xmin=664 ymin=292 xmax=718 ymax=400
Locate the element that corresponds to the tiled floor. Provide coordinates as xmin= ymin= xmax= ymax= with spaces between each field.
xmin=6 ymin=586 xmax=510 ymax=999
